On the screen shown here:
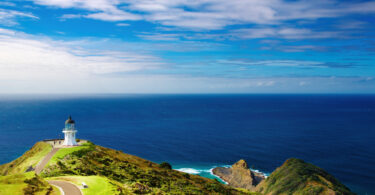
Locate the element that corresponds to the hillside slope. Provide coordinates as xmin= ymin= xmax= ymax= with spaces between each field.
xmin=0 ymin=172 xmax=59 ymax=195
xmin=255 ymin=158 xmax=354 ymax=195
xmin=0 ymin=142 xmax=52 ymax=175
xmin=0 ymin=141 xmax=355 ymax=195
xmin=0 ymin=141 xmax=248 ymax=194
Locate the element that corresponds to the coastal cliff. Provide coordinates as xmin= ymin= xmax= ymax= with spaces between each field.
xmin=213 ymin=158 xmax=354 ymax=195
xmin=212 ymin=159 xmax=265 ymax=190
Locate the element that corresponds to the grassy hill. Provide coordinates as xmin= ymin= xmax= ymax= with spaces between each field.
xmin=0 ymin=141 xmax=247 ymax=194
xmin=41 ymin=141 xmax=245 ymax=194
xmin=0 ymin=172 xmax=59 ymax=195
xmin=255 ymin=158 xmax=354 ymax=195
xmin=0 ymin=142 xmax=52 ymax=175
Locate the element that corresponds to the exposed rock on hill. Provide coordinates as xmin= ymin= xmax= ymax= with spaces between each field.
xmin=212 ymin=159 xmax=265 ymax=190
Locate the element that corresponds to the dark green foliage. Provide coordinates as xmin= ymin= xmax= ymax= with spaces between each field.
xmin=70 ymin=142 xmax=95 ymax=158
xmin=159 ymin=162 xmax=172 ymax=170
xmin=23 ymin=174 xmax=52 ymax=195
xmin=183 ymin=173 xmax=190 ymax=179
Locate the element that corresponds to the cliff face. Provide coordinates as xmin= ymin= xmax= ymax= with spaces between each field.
xmin=212 ymin=159 xmax=265 ymax=190
xmin=255 ymin=158 xmax=354 ymax=195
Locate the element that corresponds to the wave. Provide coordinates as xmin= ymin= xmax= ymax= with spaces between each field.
xmin=175 ymin=168 xmax=204 ymax=174
xmin=175 ymin=166 xmax=228 ymax=184
xmin=250 ymin=168 xmax=269 ymax=178
xmin=175 ymin=168 xmax=211 ymax=174
xmin=175 ymin=165 xmax=269 ymax=183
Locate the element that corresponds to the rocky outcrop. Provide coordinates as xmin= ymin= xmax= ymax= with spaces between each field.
xmin=212 ymin=159 xmax=265 ymax=190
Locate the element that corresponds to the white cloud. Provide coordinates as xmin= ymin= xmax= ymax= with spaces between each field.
xmin=137 ymin=33 xmax=180 ymax=41
xmin=231 ymin=27 xmax=340 ymax=39
xmin=0 ymin=28 xmax=16 ymax=35
xmin=0 ymin=28 xmax=163 ymax=80
xmin=85 ymin=10 xmax=140 ymax=21
xmin=30 ymin=0 xmax=375 ymax=30
xmin=0 ymin=8 xmax=38 ymax=26
xmin=116 ymin=23 xmax=130 ymax=26
xmin=217 ymin=59 xmax=328 ymax=68
xmin=0 ymin=2 xmax=16 ymax=7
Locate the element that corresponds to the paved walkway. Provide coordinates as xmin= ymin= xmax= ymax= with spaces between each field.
xmin=48 ymin=180 xmax=82 ymax=195
xmin=35 ymin=148 xmax=60 ymax=174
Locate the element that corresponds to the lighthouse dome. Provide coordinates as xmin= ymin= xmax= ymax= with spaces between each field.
xmin=65 ymin=116 xmax=75 ymax=124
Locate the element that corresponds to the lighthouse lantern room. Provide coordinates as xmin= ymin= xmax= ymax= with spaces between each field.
xmin=62 ymin=116 xmax=78 ymax=146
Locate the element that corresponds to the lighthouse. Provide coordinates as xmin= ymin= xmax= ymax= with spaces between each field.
xmin=62 ymin=116 xmax=78 ymax=146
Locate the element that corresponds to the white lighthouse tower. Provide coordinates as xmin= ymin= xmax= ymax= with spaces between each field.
xmin=62 ymin=116 xmax=78 ymax=146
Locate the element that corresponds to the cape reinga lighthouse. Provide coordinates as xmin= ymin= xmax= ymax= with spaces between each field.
xmin=62 ymin=116 xmax=78 ymax=146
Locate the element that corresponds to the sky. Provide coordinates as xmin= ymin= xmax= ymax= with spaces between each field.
xmin=0 ymin=0 xmax=374 ymax=94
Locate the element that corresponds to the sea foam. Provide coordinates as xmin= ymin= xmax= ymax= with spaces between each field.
xmin=175 ymin=168 xmax=205 ymax=174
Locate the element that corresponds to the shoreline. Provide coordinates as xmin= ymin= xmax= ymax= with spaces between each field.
xmin=210 ymin=166 xmax=268 ymax=186
xmin=210 ymin=168 xmax=228 ymax=184
xmin=174 ymin=164 xmax=268 ymax=185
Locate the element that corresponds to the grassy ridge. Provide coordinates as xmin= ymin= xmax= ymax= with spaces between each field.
xmin=256 ymin=158 xmax=354 ymax=195
xmin=42 ymin=142 xmax=246 ymax=194
xmin=0 ymin=142 xmax=52 ymax=175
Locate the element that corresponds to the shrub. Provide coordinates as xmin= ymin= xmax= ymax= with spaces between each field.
xmin=159 ymin=162 xmax=172 ymax=170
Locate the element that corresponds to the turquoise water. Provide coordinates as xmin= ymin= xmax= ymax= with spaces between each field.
xmin=0 ymin=94 xmax=374 ymax=194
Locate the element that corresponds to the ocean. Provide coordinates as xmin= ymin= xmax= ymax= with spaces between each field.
xmin=0 ymin=94 xmax=374 ymax=194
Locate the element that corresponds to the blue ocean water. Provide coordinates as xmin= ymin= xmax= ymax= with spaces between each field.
xmin=0 ymin=94 xmax=374 ymax=194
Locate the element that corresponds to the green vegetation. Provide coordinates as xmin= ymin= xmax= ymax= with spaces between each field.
xmin=256 ymin=158 xmax=354 ymax=195
xmin=0 ymin=142 xmax=52 ymax=175
xmin=46 ymin=175 xmax=124 ymax=195
xmin=159 ymin=162 xmax=172 ymax=170
xmin=47 ymin=142 xmax=94 ymax=166
xmin=0 ymin=172 xmax=59 ymax=195
xmin=41 ymin=143 xmax=246 ymax=194
xmin=0 ymin=141 xmax=354 ymax=195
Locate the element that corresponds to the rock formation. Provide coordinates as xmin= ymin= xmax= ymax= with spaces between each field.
xmin=212 ymin=159 xmax=265 ymax=190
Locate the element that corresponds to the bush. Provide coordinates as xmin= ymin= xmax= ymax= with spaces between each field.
xmin=159 ymin=162 xmax=172 ymax=170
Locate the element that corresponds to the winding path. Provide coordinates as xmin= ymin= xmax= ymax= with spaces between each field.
xmin=35 ymin=148 xmax=60 ymax=174
xmin=48 ymin=180 xmax=82 ymax=195
xmin=35 ymin=144 xmax=83 ymax=195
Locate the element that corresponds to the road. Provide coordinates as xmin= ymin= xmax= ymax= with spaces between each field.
xmin=35 ymin=148 xmax=60 ymax=174
xmin=48 ymin=180 xmax=82 ymax=195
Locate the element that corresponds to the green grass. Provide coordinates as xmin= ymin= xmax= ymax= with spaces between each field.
xmin=47 ymin=145 xmax=91 ymax=166
xmin=0 ymin=172 xmax=60 ymax=195
xmin=0 ymin=142 xmax=52 ymax=175
xmin=0 ymin=172 xmax=33 ymax=195
xmin=42 ymin=144 xmax=247 ymax=194
xmin=46 ymin=175 xmax=125 ymax=195
xmin=256 ymin=158 xmax=354 ymax=195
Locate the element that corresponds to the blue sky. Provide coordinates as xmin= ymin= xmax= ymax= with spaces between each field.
xmin=0 ymin=0 xmax=374 ymax=93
